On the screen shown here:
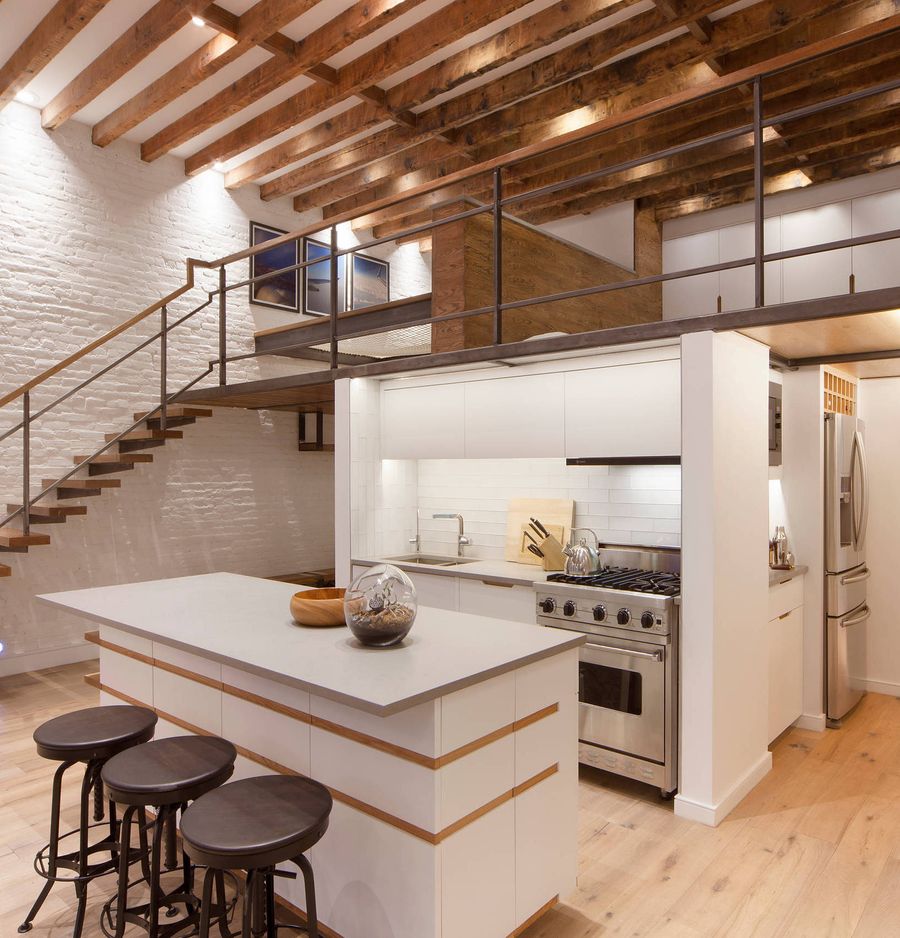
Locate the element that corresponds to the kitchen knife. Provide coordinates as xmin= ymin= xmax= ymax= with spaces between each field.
xmin=523 ymin=530 xmax=541 ymax=547
xmin=527 ymin=544 xmax=544 ymax=559
xmin=531 ymin=517 xmax=550 ymax=538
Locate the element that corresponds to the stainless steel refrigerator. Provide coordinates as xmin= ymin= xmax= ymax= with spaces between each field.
xmin=824 ymin=412 xmax=870 ymax=726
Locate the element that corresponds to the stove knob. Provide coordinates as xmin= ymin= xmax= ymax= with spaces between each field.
xmin=617 ymin=608 xmax=631 ymax=626
xmin=592 ymin=604 xmax=607 ymax=622
xmin=563 ymin=600 xmax=577 ymax=617
xmin=641 ymin=612 xmax=655 ymax=629
xmin=540 ymin=598 xmax=556 ymax=614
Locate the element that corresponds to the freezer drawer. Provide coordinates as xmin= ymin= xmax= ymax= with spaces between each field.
xmin=826 ymin=601 xmax=869 ymax=723
xmin=826 ymin=565 xmax=871 ymax=616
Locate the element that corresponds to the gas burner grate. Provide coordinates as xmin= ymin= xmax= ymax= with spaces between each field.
xmin=547 ymin=567 xmax=681 ymax=596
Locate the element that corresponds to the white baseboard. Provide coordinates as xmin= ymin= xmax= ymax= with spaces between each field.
xmin=674 ymin=750 xmax=773 ymax=827
xmin=0 ymin=643 xmax=98 ymax=678
xmin=859 ymin=679 xmax=900 ymax=698
xmin=794 ymin=711 xmax=827 ymax=732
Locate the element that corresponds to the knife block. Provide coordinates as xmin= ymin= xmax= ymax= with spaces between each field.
xmin=538 ymin=535 xmax=566 ymax=572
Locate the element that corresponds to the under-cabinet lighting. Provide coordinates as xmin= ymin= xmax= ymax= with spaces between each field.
xmin=15 ymin=89 xmax=37 ymax=105
xmin=191 ymin=15 xmax=206 ymax=27
xmin=213 ymin=161 xmax=227 ymax=172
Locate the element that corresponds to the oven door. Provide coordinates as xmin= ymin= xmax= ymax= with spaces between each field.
xmin=578 ymin=638 xmax=666 ymax=764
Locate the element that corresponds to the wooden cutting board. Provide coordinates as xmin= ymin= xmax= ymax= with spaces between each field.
xmin=505 ymin=498 xmax=575 ymax=565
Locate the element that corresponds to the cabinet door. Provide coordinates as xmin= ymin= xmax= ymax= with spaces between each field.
xmin=718 ymin=218 xmax=783 ymax=311
xmin=851 ymin=190 xmax=900 ymax=292
xmin=564 ymin=360 xmax=681 ymax=458
xmin=662 ymin=231 xmax=720 ymax=320
xmin=464 ymin=373 xmax=564 ymax=458
xmin=408 ymin=571 xmax=459 ymax=611
xmin=767 ymin=605 xmax=803 ymax=742
xmin=457 ymin=578 xmax=537 ymax=624
xmin=781 ymin=203 xmax=852 ymax=302
xmin=381 ymin=384 xmax=465 ymax=459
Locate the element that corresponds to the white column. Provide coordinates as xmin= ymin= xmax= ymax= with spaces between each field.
xmin=334 ymin=377 xmax=352 ymax=587
xmin=677 ymin=331 xmax=771 ymax=825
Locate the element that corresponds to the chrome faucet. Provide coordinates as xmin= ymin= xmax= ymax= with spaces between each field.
xmin=408 ymin=509 xmax=421 ymax=553
xmin=433 ymin=513 xmax=471 ymax=557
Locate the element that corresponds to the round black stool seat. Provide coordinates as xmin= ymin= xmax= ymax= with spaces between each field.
xmin=33 ymin=705 xmax=157 ymax=762
xmin=182 ymin=776 xmax=333 ymax=869
xmin=102 ymin=735 xmax=237 ymax=806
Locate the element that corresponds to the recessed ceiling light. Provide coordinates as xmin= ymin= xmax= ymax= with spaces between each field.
xmin=15 ymin=89 xmax=37 ymax=105
xmin=191 ymin=15 xmax=206 ymax=27
xmin=213 ymin=161 xmax=227 ymax=172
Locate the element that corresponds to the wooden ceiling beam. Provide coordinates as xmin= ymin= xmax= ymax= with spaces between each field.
xmin=236 ymin=0 xmax=733 ymax=193
xmin=92 ymin=0 xmax=322 ymax=147
xmin=182 ymin=0 xmax=534 ymax=176
xmin=0 ymin=0 xmax=113 ymax=111
xmin=40 ymin=0 xmax=217 ymax=130
xmin=140 ymin=0 xmax=427 ymax=163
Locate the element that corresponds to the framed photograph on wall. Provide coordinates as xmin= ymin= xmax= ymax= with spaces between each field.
xmin=249 ymin=222 xmax=299 ymax=312
xmin=303 ymin=238 xmax=347 ymax=316
xmin=349 ymin=252 xmax=390 ymax=309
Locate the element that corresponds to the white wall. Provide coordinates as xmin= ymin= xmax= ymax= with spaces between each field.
xmin=540 ymin=201 xmax=635 ymax=271
xmin=416 ymin=459 xmax=680 ymax=558
xmin=679 ymin=331 xmax=770 ymax=826
xmin=0 ymin=101 xmax=339 ymax=672
xmin=859 ymin=377 xmax=900 ymax=697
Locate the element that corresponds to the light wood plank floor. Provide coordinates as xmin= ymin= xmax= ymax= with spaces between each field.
xmin=2 ymin=663 xmax=900 ymax=937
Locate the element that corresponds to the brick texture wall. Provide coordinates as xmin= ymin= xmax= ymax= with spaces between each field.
xmin=0 ymin=102 xmax=343 ymax=672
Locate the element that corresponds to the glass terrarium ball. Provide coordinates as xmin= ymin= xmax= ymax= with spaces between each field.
xmin=343 ymin=564 xmax=418 ymax=647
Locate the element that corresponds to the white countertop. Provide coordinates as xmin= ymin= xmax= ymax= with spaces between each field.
xmin=353 ymin=556 xmax=554 ymax=587
xmin=769 ymin=564 xmax=808 ymax=587
xmin=40 ymin=573 xmax=584 ymax=715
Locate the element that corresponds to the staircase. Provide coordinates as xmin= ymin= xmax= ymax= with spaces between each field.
xmin=0 ymin=406 xmax=212 ymax=578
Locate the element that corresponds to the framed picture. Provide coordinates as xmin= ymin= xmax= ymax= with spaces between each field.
xmin=249 ymin=222 xmax=299 ymax=312
xmin=349 ymin=252 xmax=390 ymax=309
xmin=303 ymin=238 xmax=347 ymax=316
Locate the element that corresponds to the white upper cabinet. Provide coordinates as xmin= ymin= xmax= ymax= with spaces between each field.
xmin=781 ymin=202 xmax=852 ymax=302
xmin=564 ymin=360 xmax=681 ymax=458
xmin=662 ymin=230 xmax=720 ymax=320
xmin=718 ymin=218 xmax=783 ymax=311
xmin=464 ymin=373 xmax=565 ymax=458
xmin=851 ymin=189 xmax=900 ymax=292
xmin=381 ymin=383 xmax=465 ymax=459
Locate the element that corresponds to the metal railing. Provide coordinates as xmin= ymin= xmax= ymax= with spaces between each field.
xmin=1 ymin=18 xmax=899 ymax=537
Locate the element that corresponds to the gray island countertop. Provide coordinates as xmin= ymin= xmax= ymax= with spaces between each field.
xmin=39 ymin=572 xmax=584 ymax=715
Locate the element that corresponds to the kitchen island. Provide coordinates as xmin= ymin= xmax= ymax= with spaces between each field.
xmin=40 ymin=573 xmax=583 ymax=938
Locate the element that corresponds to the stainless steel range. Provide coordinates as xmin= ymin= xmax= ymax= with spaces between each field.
xmin=535 ymin=547 xmax=680 ymax=797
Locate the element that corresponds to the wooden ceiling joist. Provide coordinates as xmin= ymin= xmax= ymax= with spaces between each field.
xmin=179 ymin=0 xmax=534 ymax=176
xmin=0 ymin=0 xmax=113 ymax=111
xmin=91 ymin=0 xmax=322 ymax=147
xmin=40 ymin=0 xmax=217 ymax=130
xmin=139 ymin=0 xmax=427 ymax=163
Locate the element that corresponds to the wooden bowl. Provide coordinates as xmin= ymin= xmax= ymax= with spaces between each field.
xmin=290 ymin=588 xmax=347 ymax=627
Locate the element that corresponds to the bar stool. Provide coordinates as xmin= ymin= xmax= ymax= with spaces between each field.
xmin=100 ymin=735 xmax=237 ymax=937
xmin=19 ymin=705 xmax=158 ymax=937
xmin=180 ymin=775 xmax=333 ymax=938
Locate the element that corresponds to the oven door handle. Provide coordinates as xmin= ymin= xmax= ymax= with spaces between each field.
xmin=585 ymin=642 xmax=663 ymax=662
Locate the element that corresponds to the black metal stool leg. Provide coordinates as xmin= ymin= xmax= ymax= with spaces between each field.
xmin=265 ymin=870 xmax=276 ymax=938
xmin=241 ymin=870 xmax=255 ymax=938
xmin=198 ymin=868 xmax=216 ymax=938
xmin=18 ymin=759 xmax=73 ymax=934
xmin=147 ymin=805 xmax=168 ymax=938
xmin=215 ymin=870 xmax=232 ymax=938
xmin=113 ymin=806 xmax=136 ymax=938
xmin=295 ymin=855 xmax=318 ymax=938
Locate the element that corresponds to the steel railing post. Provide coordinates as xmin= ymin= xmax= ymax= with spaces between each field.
xmin=218 ymin=266 xmax=227 ymax=386
xmin=160 ymin=304 xmax=168 ymax=431
xmin=753 ymin=77 xmax=765 ymax=309
xmin=493 ymin=167 xmax=503 ymax=346
xmin=330 ymin=226 xmax=339 ymax=370
xmin=22 ymin=390 xmax=30 ymax=535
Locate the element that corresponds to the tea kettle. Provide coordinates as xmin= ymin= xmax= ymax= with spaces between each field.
xmin=563 ymin=528 xmax=600 ymax=577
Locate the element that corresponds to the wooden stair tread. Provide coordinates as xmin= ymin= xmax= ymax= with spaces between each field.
xmin=0 ymin=563 xmax=11 ymax=577
xmin=134 ymin=406 xmax=212 ymax=420
xmin=45 ymin=478 xmax=121 ymax=488
xmin=6 ymin=504 xmax=87 ymax=518
xmin=106 ymin=429 xmax=183 ymax=442
xmin=74 ymin=453 xmax=153 ymax=464
xmin=0 ymin=528 xmax=51 ymax=547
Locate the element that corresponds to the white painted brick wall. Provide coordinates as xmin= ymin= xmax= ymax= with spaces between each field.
xmin=0 ymin=103 xmax=347 ymax=670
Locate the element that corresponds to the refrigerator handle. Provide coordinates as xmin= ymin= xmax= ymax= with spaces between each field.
xmin=852 ymin=429 xmax=869 ymax=552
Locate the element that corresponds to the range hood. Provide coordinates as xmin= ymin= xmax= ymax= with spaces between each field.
xmin=566 ymin=456 xmax=681 ymax=466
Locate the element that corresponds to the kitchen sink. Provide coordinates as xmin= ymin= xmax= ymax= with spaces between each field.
xmin=385 ymin=554 xmax=476 ymax=567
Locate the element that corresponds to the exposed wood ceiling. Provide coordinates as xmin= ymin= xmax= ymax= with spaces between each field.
xmin=0 ymin=0 xmax=898 ymax=231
